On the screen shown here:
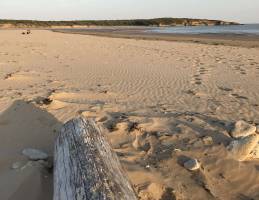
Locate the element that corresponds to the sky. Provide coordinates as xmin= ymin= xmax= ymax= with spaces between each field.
xmin=0 ymin=0 xmax=259 ymax=23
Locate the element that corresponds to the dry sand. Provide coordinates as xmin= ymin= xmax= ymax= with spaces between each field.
xmin=0 ymin=30 xmax=259 ymax=200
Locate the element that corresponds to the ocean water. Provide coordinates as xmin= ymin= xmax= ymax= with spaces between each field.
xmin=149 ymin=24 xmax=259 ymax=35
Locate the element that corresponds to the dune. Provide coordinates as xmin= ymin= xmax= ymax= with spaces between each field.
xmin=0 ymin=30 xmax=259 ymax=199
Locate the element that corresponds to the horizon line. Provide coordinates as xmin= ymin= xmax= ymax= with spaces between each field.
xmin=0 ymin=17 xmax=239 ymax=22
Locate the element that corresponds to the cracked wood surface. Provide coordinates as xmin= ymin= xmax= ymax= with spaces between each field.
xmin=54 ymin=117 xmax=137 ymax=200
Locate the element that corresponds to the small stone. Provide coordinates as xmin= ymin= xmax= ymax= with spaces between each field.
xmin=227 ymin=134 xmax=259 ymax=161
xmin=184 ymin=158 xmax=200 ymax=171
xmin=22 ymin=148 xmax=48 ymax=161
xmin=11 ymin=162 xmax=23 ymax=169
xmin=256 ymin=125 xmax=259 ymax=133
xmin=145 ymin=165 xmax=151 ymax=169
xmin=230 ymin=120 xmax=256 ymax=138
xmin=202 ymin=136 xmax=213 ymax=145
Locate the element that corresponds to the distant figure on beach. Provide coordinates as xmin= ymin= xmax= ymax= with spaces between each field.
xmin=21 ymin=30 xmax=31 ymax=35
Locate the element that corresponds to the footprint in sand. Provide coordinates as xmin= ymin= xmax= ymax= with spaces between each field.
xmin=234 ymin=66 xmax=240 ymax=70
xmin=231 ymin=93 xmax=249 ymax=100
xmin=4 ymin=73 xmax=13 ymax=80
xmin=194 ymin=79 xmax=202 ymax=85
xmin=191 ymin=74 xmax=202 ymax=85
xmin=7 ymin=60 xmax=18 ymax=63
xmin=249 ymin=61 xmax=258 ymax=66
xmin=191 ymin=65 xmax=211 ymax=85
xmin=218 ymin=86 xmax=233 ymax=92
xmin=215 ymin=57 xmax=224 ymax=64
xmin=4 ymin=70 xmax=37 ymax=81
xmin=0 ymin=52 xmax=9 ymax=56
xmin=233 ymin=65 xmax=247 ymax=75
xmin=247 ymin=59 xmax=258 ymax=67
xmin=185 ymin=89 xmax=196 ymax=96
xmin=240 ymin=69 xmax=247 ymax=75
xmin=199 ymin=67 xmax=209 ymax=75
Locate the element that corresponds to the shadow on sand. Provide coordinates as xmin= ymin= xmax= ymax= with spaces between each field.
xmin=0 ymin=100 xmax=62 ymax=200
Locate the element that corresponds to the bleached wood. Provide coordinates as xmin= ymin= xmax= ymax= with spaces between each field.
xmin=54 ymin=117 xmax=137 ymax=200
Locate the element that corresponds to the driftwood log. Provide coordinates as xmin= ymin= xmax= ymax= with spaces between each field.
xmin=54 ymin=117 xmax=137 ymax=200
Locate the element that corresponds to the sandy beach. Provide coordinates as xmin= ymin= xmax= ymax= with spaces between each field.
xmin=0 ymin=29 xmax=259 ymax=199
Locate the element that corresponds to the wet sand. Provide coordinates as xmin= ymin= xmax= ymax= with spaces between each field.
xmin=53 ymin=27 xmax=259 ymax=48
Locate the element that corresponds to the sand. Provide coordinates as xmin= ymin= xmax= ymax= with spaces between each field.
xmin=54 ymin=27 xmax=259 ymax=48
xmin=0 ymin=29 xmax=259 ymax=200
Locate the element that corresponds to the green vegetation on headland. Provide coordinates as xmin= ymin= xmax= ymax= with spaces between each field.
xmin=0 ymin=18 xmax=239 ymax=28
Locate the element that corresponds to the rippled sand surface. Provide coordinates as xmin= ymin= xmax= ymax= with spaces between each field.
xmin=0 ymin=30 xmax=259 ymax=200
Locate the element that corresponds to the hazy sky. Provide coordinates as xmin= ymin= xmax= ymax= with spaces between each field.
xmin=0 ymin=0 xmax=259 ymax=23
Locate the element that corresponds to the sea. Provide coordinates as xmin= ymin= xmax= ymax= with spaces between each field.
xmin=148 ymin=24 xmax=259 ymax=35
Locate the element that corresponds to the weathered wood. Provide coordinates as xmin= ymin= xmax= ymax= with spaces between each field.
xmin=54 ymin=117 xmax=137 ymax=200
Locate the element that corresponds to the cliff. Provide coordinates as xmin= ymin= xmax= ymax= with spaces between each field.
xmin=0 ymin=18 xmax=239 ymax=28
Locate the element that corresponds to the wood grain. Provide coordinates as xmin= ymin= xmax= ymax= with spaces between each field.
xmin=54 ymin=117 xmax=137 ymax=200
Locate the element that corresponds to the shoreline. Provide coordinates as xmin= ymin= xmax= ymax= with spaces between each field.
xmin=52 ymin=27 xmax=259 ymax=48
